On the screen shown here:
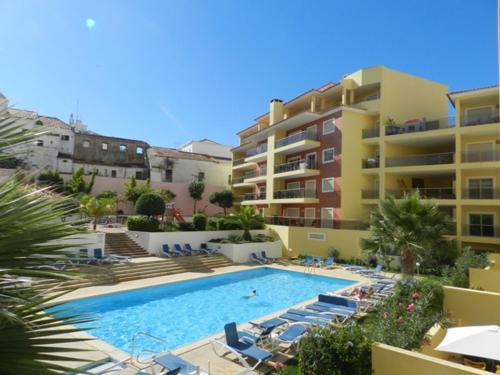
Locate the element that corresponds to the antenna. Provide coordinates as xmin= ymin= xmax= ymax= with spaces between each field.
xmin=76 ymin=99 xmax=80 ymax=121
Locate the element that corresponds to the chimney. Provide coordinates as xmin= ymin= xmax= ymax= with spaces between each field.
xmin=269 ymin=98 xmax=284 ymax=125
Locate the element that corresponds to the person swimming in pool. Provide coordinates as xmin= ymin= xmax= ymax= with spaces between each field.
xmin=242 ymin=290 xmax=257 ymax=299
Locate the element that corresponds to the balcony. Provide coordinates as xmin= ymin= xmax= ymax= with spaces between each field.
xmin=462 ymin=151 xmax=500 ymax=163
xmin=246 ymin=144 xmax=267 ymax=157
xmin=273 ymin=188 xmax=318 ymax=201
xmin=362 ymin=128 xmax=380 ymax=139
xmin=240 ymin=192 xmax=266 ymax=202
xmin=463 ymin=224 xmax=499 ymax=238
xmin=386 ymin=152 xmax=454 ymax=167
xmin=385 ymin=117 xmax=455 ymax=136
xmin=233 ymin=158 xmax=245 ymax=167
xmin=362 ymin=157 xmax=379 ymax=169
xmin=462 ymin=188 xmax=500 ymax=199
xmin=231 ymin=176 xmax=245 ymax=185
xmin=265 ymin=216 xmax=369 ymax=230
xmin=461 ymin=113 xmax=500 ymax=127
xmin=274 ymin=130 xmax=320 ymax=155
xmin=274 ymin=159 xmax=319 ymax=179
xmin=361 ymin=190 xmax=380 ymax=199
xmin=387 ymin=187 xmax=456 ymax=200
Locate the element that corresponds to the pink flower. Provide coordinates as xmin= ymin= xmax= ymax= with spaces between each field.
xmin=397 ymin=316 xmax=405 ymax=324
xmin=411 ymin=292 xmax=420 ymax=300
xmin=383 ymin=311 xmax=389 ymax=319
xmin=273 ymin=362 xmax=284 ymax=370
xmin=407 ymin=303 xmax=416 ymax=313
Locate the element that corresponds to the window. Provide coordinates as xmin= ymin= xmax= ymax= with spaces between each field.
xmin=464 ymin=106 xmax=493 ymax=125
xmin=61 ymin=135 xmax=70 ymax=141
xmin=62 ymin=159 xmax=68 ymax=163
xmin=287 ymin=182 xmax=300 ymax=190
xmin=165 ymin=170 xmax=173 ymax=182
xmin=82 ymin=140 xmax=90 ymax=148
xmin=198 ymin=172 xmax=205 ymax=181
xmin=322 ymin=148 xmax=335 ymax=163
xmin=136 ymin=147 xmax=144 ymax=155
xmin=323 ymin=118 xmax=335 ymax=135
xmin=111 ymin=170 xmax=117 ymax=178
xmin=119 ymin=144 xmax=127 ymax=152
xmin=465 ymin=142 xmax=495 ymax=162
xmin=102 ymin=142 xmax=108 ymax=150
xmin=322 ymin=177 xmax=334 ymax=192
xmin=136 ymin=171 xmax=143 ymax=180
xmin=228 ymin=174 xmax=232 ymax=185
xmin=304 ymin=207 xmax=316 ymax=226
xmin=286 ymin=208 xmax=300 ymax=218
xmin=308 ymin=233 xmax=326 ymax=241
xmin=287 ymin=156 xmax=301 ymax=163
xmin=468 ymin=178 xmax=494 ymax=199
xmin=306 ymin=152 xmax=317 ymax=169
xmin=469 ymin=213 xmax=495 ymax=237
xmin=35 ymin=140 xmax=43 ymax=146
xmin=321 ymin=208 xmax=334 ymax=228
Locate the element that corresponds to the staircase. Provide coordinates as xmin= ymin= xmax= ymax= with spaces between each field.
xmin=34 ymin=254 xmax=233 ymax=292
xmin=105 ymin=232 xmax=151 ymax=258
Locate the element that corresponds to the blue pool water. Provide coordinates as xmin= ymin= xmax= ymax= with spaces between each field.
xmin=60 ymin=268 xmax=354 ymax=353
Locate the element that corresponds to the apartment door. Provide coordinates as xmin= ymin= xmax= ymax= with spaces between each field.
xmin=306 ymin=125 xmax=318 ymax=140
xmin=468 ymin=178 xmax=494 ymax=199
xmin=469 ymin=213 xmax=495 ymax=237
xmin=466 ymin=142 xmax=494 ymax=162
xmin=306 ymin=152 xmax=317 ymax=169
xmin=321 ymin=208 xmax=334 ymax=228
xmin=305 ymin=179 xmax=316 ymax=198
xmin=304 ymin=207 xmax=316 ymax=227
xmin=412 ymin=178 xmax=425 ymax=189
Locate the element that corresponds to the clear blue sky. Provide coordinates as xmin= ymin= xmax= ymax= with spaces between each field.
xmin=0 ymin=0 xmax=497 ymax=148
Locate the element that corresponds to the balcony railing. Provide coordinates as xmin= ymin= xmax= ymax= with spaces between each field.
xmin=273 ymin=188 xmax=317 ymax=199
xmin=361 ymin=190 xmax=380 ymax=199
xmin=352 ymin=92 xmax=380 ymax=105
xmin=461 ymin=113 xmax=500 ymax=127
xmin=463 ymin=224 xmax=499 ymax=238
xmin=231 ymin=176 xmax=245 ymax=184
xmin=462 ymin=151 xmax=500 ymax=163
xmin=241 ymin=192 xmax=266 ymax=201
xmin=265 ymin=216 xmax=369 ymax=230
xmin=362 ymin=128 xmax=380 ymax=139
xmin=275 ymin=130 xmax=319 ymax=149
xmin=274 ymin=159 xmax=317 ymax=174
xmin=245 ymin=167 xmax=267 ymax=179
xmin=462 ymin=188 xmax=500 ymax=199
xmin=387 ymin=187 xmax=455 ymax=199
xmin=362 ymin=157 xmax=379 ymax=168
xmin=233 ymin=158 xmax=245 ymax=166
xmin=385 ymin=117 xmax=455 ymax=136
xmin=246 ymin=144 xmax=268 ymax=157
xmin=386 ymin=152 xmax=454 ymax=167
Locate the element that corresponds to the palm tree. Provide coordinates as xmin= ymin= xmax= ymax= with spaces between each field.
xmin=80 ymin=194 xmax=117 ymax=230
xmin=0 ymin=108 xmax=96 ymax=374
xmin=235 ymin=205 xmax=260 ymax=241
xmin=363 ymin=191 xmax=452 ymax=275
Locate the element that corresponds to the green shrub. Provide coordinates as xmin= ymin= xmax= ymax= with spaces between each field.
xmin=299 ymin=324 xmax=371 ymax=375
xmin=163 ymin=222 xmax=178 ymax=232
xmin=127 ymin=216 xmax=160 ymax=232
xmin=192 ymin=213 xmax=208 ymax=231
xmin=228 ymin=233 xmax=243 ymax=243
xmin=419 ymin=240 xmax=459 ymax=275
xmin=252 ymin=233 xmax=274 ymax=242
xmin=442 ymin=247 xmax=489 ymax=287
xmin=249 ymin=215 xmax=265 ymax=229
xmin=178 ymin=222 xmax=195 ymax=231
xmin=218 ymin=216 xmax=242 ymax=230
xmin=207 ymin=218 xmax=218 ymax=231
xmin=135 ymin=193 xmax=165 ymax=217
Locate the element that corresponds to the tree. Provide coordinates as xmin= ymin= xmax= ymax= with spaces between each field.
xmin=156 ymin=188 xmax=176 ymax=203
xmin=135 ymin=192 xmax=165 ymax=218
xmin=37 ymin=170 xmax=64 ymax=193
xmin=363 ymin=191 xmax=452 ymax=275
xmin=188 ymin=180 xmax=205 ymax=214
xmin=80 ymin=194 xmax=117 ymax=230
xmin=0 ymin=108 xmax=96 ymax=374
xmin=235 ymin=205 xmax=261 ymax=241
xmin=209 ymin=190 xmax=233 ymax=215
xmin=66 ymin=167 xmax=96 ymax=195
xmin=123 ymin=176 xmax=152 ymax=204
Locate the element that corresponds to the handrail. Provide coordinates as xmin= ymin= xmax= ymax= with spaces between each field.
xmin=386 ymin=152 xmax=454 ymax=167
xmin=130 ymin=331 xmax=168 ymax=365
xmin=274 ymin=159 xmax=317 ymax=174
xmin=275 ymin=130 xmax=319 ymax=148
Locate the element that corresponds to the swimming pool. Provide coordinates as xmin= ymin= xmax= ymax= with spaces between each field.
xmin=59 ymin=267 xmax=355 ymax=353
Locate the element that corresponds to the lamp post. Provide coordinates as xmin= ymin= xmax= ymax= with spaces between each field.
xmin=416 ymin=262 xmax=420 ymax=276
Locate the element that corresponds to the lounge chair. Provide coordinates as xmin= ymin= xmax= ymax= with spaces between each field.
xmin=152 ymin=352 xmax=200 ymax=375
xmin=357 ymin=264 xmax=382 ymax=275
xmin=261 ymin=251 xmax=277 ymax=263
xmin=162 ymin=244 xmax=182 ymax=257
xmin=250 ymin=252 xmax=267 ymax=265
xmin=174 ymin=244 xmax=191 ymax=256
xmin=212 ymin=322 xmax=272 ymax=374
xmin=279 ymin=312 xmax=329 ymax=327
xmin=302 ymin=255 xmax=314 ymax=267
xmin=313 ymin=256 xmax=323 ymax=267
xmin=306 ymin=295 xmax=358 ymax=322
xmin=198 ymin=243 xmax=218 ymax=255
xmin=249 ymin=318 xmax=287 ymax=333
xmin=273 ymin=322 xmax=309 ymax=351
xmin=344 ymin=264 xmax=366 ymax=271
xmin=323 ymin=256 xmax=335 ymax=269
xmin=184 ymin=244 xmax=202 ymax=255
xmin=89 ymin=248 xmax=113 ymax=264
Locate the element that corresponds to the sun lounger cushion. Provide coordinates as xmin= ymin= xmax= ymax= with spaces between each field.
xmin=154 ymin=353 xmax=198 ymax=374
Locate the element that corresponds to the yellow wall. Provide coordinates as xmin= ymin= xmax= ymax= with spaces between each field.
xmin=443 ymin=286 xmax=500 ymax=326
xmin=372 ymin=343 xmax=485 ymax=375
xmin=489 ymin=253 xmax=500 ymax=269
xmin=469 ymin=268 xmax=500 ymax=293
xmin=267 ymin=224 xmax=368 ymax=259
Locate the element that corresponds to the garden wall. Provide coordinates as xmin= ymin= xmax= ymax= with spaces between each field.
xmin=57 ymin=232 xmax=106 ymax=254
xmin=372 ymin=343 xmax=484 ymax=375
xmin=443 ymin=286 xmax=500 ymax=326
xmin=208 ymin=240 xmax=282 ymax=263
xmin=127 ymin=229 xmax=270 ymax=257
xmin=469 ymin=268 xmax=500 ymax=293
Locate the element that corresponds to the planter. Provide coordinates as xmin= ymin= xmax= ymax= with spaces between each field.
xmin=206 ymin=240 xmax=282 ymax=263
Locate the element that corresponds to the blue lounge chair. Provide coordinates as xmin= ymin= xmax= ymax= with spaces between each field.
xmin=274 ymin=322 xmax=309 ymax=350
xmin=174 ymin=244 xmax=190 ymax=256
xmin=358 ymin=264 xmax=382 ymax=275
xmin=306 ymin=294 xmax=358 ymax=322
xmin=286 ymin=308 xmax=338 ymax=321
xmin=152 ymin=353 xmax=199 ymax=375
xmin=162 ymin=244 xmax=182 ymax=257
xmin=249 ymin=318 xmax=287 ymax=332
xmin=184 ymin=243 xmax=203 ymax=255
xmin=250 ymin=252 xmax=267 ymax=265
xmin=279 ymin=312 xmax=329 ymax=327
xmin=89 ymin=248 xmax=112 ymax=264
xmin=261 ymin=251 xmax=277 ymax=263
xmin=302 ymin=255 xmax=313 ymax=267
xmin=313 ymin=256 xmax=323 ymax=267
xmin=344 ymin=264 xmax=366 ymax=271
xmin=212 ymin=322 xmax=272 ymax=373
xmin=78 ymin=248 xmax=90 ymax=264
xmin=198 ymin=243 xmax=217 ymax=255
xmin=323 ymin=256 xmax=335 ymax=269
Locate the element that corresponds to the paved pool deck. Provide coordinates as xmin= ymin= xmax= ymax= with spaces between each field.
xmin=51 ymin=263 xmax=379 ymax=375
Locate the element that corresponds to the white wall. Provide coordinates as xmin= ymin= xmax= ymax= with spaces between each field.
xmin=210 ymin=240 xmax=282 ymax=263
xmin=180 ymin=141 xmax=232 ymax=159
xmin=128 ymin=229 xmax=269 ymax=256
xmin=72 ymin=162 xmax=146 ymax=179
xmin=54 ymin=232 xmax=106 ymax=255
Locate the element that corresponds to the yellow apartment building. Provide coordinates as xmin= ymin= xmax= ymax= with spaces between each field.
xmin=231 ymin=65 xmax=500 ymax=258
